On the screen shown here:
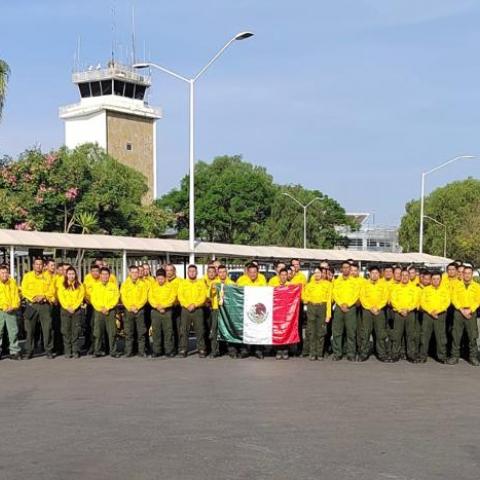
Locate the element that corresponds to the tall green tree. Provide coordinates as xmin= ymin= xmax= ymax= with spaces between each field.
xmin=399 ymin=178 xmax=480 ymax=263
xmin=157 ymin=155 xmax=350 ymax=247
xmin=0 ymin=144 xmax=174 ymax=237
xmin=157 ymin=155 xmax=277 ymax=244
xmin=0 ymin=59 xmax=10 ymax=121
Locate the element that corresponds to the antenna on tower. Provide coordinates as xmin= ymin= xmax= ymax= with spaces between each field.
xmin=131 ymin=4 xmax=137 ymax=65
xmin=111 ymin=1 xmax=116 ymax=65
xmin=76 ymin=36 xmax=81 ymax=72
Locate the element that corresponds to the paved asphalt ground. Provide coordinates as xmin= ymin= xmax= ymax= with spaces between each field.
xmin=0 ymin=354 xmax=479 ymax=480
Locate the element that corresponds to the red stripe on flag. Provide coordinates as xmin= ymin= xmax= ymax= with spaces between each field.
xmin=272 ymin=284 xmax=301 ymax=345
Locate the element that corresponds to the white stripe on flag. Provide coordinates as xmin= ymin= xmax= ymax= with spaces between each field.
xmin=243 ymin=286 xmax=273 ymax=345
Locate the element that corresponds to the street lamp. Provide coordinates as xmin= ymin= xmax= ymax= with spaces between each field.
xmin=134 ymin=31 xmax=254 ymax=264
xmin=282 ymin=192 xmax=322 ymax=249
xmin=419 ymin=155 xmax=475 ymax=253
xmin=423 ymin=215 xmax=447 ymax=259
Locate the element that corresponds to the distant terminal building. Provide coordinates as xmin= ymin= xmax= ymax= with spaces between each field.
xmin=336 ymin=213 xmax=401 ymax=253
xmin=59 ymin=62 xmax=161 ymax=202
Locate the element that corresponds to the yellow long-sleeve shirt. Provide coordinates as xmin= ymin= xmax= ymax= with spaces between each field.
xmin=451 ymin=281 xmax=480 ymax=312
xmin=378 ymin=278 xmax=397 ymax=296
xmin=236 ymin=275 xmax=267 ymax=287
xmin=390 ymin=283 xmax=420 ymax=312
xmin=120 ymin=277 xmax=148 ymax=311
xmin=167 ymin=277 xmax=182 ymax=302
xmin=0 ymin=278 xmax=21 ymax=311
xmin=302 ymin=279 xmax=332 ymax=319
xmin=21 ymin=271 xmax=56 ymax=303
xmin=360 ymin=280 xmax=389 ymax=311
xmin=177 ymin=279 xmax=207 ymax=308
xmin=268 ymin=275 xmax=281 ymax=287
xmin=148 ymin=281 xmax=176 ymax=309
xmin=442 ymin=275 xmax=462 ymax=294
xmin=290 ymin=272 xmax=307 ymax=286
xmin=57 ymin=283 xmax=85 ymax=311
xmin=332 ymin=276 xmax=360 ymax=308
xmin=237 ymin=273 xmax=267 ymax=285
xmin=90 ymin=281 xmax=120 ymax=312
xmin=140 ymin=275 xmax=157 ymax=289
xmin=210 ymin=278 xmax=235 ymax=310
xmin=420 ymin=285 xmax=450 ymax=316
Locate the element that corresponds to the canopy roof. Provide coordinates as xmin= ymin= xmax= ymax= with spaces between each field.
xmin=0 ymin=229 xmax=449 ymax=265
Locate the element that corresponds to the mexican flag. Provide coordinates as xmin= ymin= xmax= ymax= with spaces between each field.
xmin=217 ymin=284 xmax=301 ymax=345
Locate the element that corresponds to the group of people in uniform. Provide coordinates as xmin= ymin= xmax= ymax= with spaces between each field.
xmin=0 ymin=256 xmax=479 ymax=365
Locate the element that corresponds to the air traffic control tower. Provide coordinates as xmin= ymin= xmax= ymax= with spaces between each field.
xmin=59 ymin=62 xmax=161 ymax=202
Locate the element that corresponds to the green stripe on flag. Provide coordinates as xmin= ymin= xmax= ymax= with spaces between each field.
xmin=217 ymin=285 xmax=244 ymax=343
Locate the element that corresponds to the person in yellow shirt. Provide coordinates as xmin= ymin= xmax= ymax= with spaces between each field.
xmin=237 ymin=264 xmax=268 ymax=287
xmin=390 ymin=269 xmax=421 ymax=362
xmin=82 ymin=263 xmax=102 ymax=355
xmin=141 ymin=263 xmax=155 ymax=290
xmin=90 ymin=267 xmax=120 ymax=358
xmin=148 ymin=268 xmax=176 ymax=357
xmin=0 ymin=264 xmax=21 ymax=359
xmin=332 ymin=261 xmax=361 ymax=361
xmin=359 ymin=266 xmax=390 ymax=362
xmin=121 ymin=265 xmax=149 ymax=357
xmin=165 ymin=263 xmax=182 ymax=353
xmin=203 ymin=264 xmax=218 ymax=354
xmin=57 ymin=267 xmax=85 ymax=358
xmin=22 ymin=257 xmax=56 ymax=359
xmin=419 ymin=271 xmax=450 ymax=364
xmin=302 ymin=266 xmax=332 ymax=361
xmin=290 ymin=258 xmax=307 ymax=286
xmin=268 ymin=262 xmax=287 ymax=287
xmin=210 ymin=265 xmax=235 ymax=358
xmin=448 ymin=264 xmax=480 ymax=366
xmin=177 ymin=264 xmax=208 ymax=358
xmin=236 ymin=261 xmax=267 ymax=285
xmin=408 ymin=266 xmax=420 ymax=286
xmin=43 ymin=258 xmax=57 ymax=283
xmin=273 ymin=268 xmax=293 ymax=360
xmin=442 ymin=262 xmax=461 ymax=292
xmin=236 ymin=263 xmax=267 ymax=359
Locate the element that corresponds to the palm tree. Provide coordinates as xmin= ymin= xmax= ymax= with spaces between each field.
xmin=0 ymin=59 xmax=10 ymax=121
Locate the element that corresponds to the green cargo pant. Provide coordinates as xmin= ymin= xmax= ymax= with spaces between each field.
xmin=151 ymin=308 xmax=174 ymax=356
xmin=451 ymin=310 xmax=479 ymax=360
xmin=60 ymin=308 xmax=82 ymax=356
xmin=0 ymin=310 xmax=21 ymax=354
xmin=391 ymin=311 xmax=418 ymax=360
xmin=210 ymin=309 xmax=220 ymax=356
xmin=179 ymin=307 xmax=205 ymax=353
xmin=332 ymin=307 xmax=357 ymax=358
xmin=306 ymin=304 xmax=328 ymax=357
xmin=24 ymin=302 xmax=53 ymax=355
xmin=93 ymin=310 xmax=117 ymax=356
xmin=420 ymin=312 xmax=446 ymax=361
xmin=124 ymin=309 xmax=146 ymax=356
xmin=372 ymin=310 xmax=389 ymax=360
xmin=359 ymin=310 xmax=388 ymax=358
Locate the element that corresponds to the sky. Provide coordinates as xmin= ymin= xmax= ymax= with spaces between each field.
xmin=1 ymin=0 xmax=480 ymax=225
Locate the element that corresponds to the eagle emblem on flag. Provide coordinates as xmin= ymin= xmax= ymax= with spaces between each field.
xmin=247 ymin=302 xmax=268 ymax=324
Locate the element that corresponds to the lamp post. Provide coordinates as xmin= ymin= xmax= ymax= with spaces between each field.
xmin=134 ymin=31 xmax=254 ymax=264
xmin=282 ymin=192 xmax=322 ymax=249
xmin=419 ymin=155 xmax=475 ymax=253
xmin=423 ymin=215 xmax=447 ymax=258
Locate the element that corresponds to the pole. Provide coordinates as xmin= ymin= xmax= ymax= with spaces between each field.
xmin=419 ymin=172 xmax=425 ymax=253
xmin=444 ymin=227 xmax=447 ymax=259
xmin=303 ymin=206 xmax=307 ymax=249
xmin=122 ymin=250 xmax=127 ymax=282
xmin=9 ymin=245 xmax=15 ymax=279
xmin=189 ymin=79 xmax=195 ymax=265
